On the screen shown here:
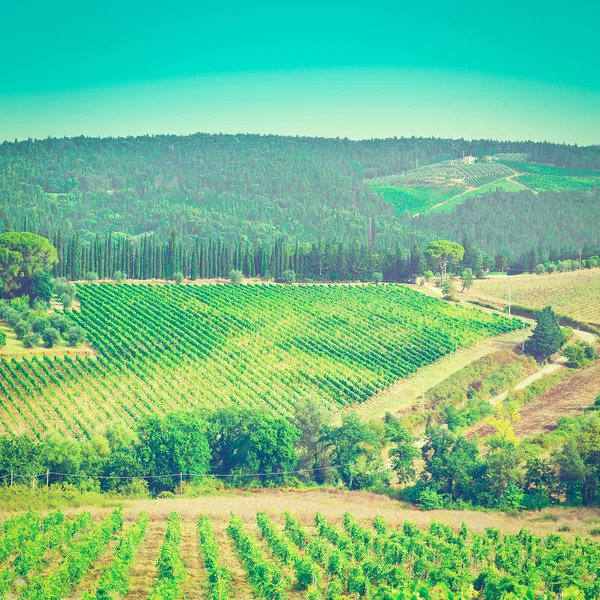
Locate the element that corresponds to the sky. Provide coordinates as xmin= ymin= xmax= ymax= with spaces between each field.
xmin=1 ymin=0 xmax=598 ymax=144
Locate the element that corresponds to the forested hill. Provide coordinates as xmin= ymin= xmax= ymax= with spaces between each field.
xmin=1 ymin=133 xmax=599 ymax=281
xmin=2 ymin=133 xmax=599 ymax=243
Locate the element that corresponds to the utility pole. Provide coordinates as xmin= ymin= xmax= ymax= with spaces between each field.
xmin=522 ymin=321 xmax=526 ymax=352
xmin=10 ymin=470 xmax=13 ymax=487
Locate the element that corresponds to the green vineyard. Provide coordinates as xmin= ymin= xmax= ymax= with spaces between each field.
xmin=0 ymin=283 xmax=520 ymax=438
xmin=0 ymin=508 xmax=596 ymax=599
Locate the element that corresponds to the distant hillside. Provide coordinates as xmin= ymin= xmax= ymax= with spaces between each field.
xmin=1 ymin=133 xmax=599 ymax=278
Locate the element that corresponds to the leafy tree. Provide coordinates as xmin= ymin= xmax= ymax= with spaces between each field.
xmin=30 ymin=316 xmax=49 ymax=334
xmin=323 ymin=413 xmax=387 ymax=490
xmin=387 ymin=420 xmax=419 ymax=485
xmin=113 ymin=270 xmax=127 ymax=283
xmin=42 ymin=326 xmax=61 ymax=348
xmin=524 ymin=306 xmax=564 ymax=363
xmin=425 ymin=240 xmax=464 ymax=284
xmin=136 ymin=411 xmax=211 ymax=493
xmin=49 ymin=314 xmax=69 ymax=335
xmin=67 ymin=326 xmax=86 ymax=347
xmin=421 ymin=426 xmax=481 ymax=501
xmin=229 ymin=270 xmax=243 ymax=284
xmin=85 ymin=271 xmax=99 ymax=281
xmin=173 ymin=271 xmax=185 ymax=284
xmin=0 ymin=233 xmax=57 ymax=298
xmin=292 ymin=399 xmax=331 ymax=483
xmin=14 ymin=320 xmax=30 ymax=340
xmin=372 ymin=271 xmax=383 ymax=284
xmin=461 ymin=268 xmax=474 ymax=292
xmin=31 ymin=271 xmax=54 ymax=303
xmin=207 ymin=408 xmax=300 ymax=485
xmin=282 ymin=269 xmax=296 ymax=284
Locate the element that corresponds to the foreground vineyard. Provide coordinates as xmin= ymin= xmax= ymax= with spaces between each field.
xmin=0 ymin=283 xmax=519 ymax=438
xmin=0 ymin=507 xmax=596 ymax=599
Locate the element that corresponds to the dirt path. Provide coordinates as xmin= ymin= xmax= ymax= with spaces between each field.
xmin=179 ymin=518 xmax=204 ymax=600
xmin=348 ymin=327 xmax=525 ymax=423
xmin=212 ymin=520 xmax=255 ymax=600
xmin=123 ymin=519 xmax=166 ymax=600
xmin=514 ymin=362 xmax=600 ymax=438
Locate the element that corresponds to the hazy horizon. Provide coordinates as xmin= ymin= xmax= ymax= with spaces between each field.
xmin=1 ymin=0 xmax=598 ymax=145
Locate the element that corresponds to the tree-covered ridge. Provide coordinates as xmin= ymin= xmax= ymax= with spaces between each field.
xmin=415 ymin=189 xmax=600 ymax=263
xmin=0 ymin=283 xmax=519 ymax=438
xmin=1 ymin=133 xmax=599 ymax=244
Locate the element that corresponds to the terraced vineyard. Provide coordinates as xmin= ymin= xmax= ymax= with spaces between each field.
xmin=470 ymin=269 xmax=600 ymax=327
xmin=0 ymin=283 xmax=520 ymax=438
xmin=369 ymin=161 xmax=515 ymax=188
xmin=1 ymin=508 xmax=597 ymax=599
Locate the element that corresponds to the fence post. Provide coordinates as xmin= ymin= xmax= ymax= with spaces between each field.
xmin=180 ymin=473 xmax=183 ymax=495
xmin=46 ymin=469 xmax=50 ymax=488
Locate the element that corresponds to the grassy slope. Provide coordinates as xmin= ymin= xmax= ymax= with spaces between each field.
xmin=370 ymin=185 xmax=463 ymax=216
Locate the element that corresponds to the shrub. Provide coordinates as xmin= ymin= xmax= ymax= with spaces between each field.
xmin=67 ymin=326 xmax=86 ymax=348
xmin=85 ymin=271 xmax=99 ymax=282
xmin=0 ymin=332 xmax=6 ymax=348
xmin=30 ymin=317 xmax=49 ymax=334
xmin=419 ymin=488 xmax=446 ymax=510
xmin=173 ymin=271 xmax=185 ymax=285
xmin=113 ymin=271 xmax=127 ymax=283
xmin=372 ymin=271 xmax=383 ymax=284
xmin=283 ymin=269 xmax=296 ymax=284
xmin=23 ymin=332 xmax=40 ymax=348
xmin=564 ymin=341 xmax=596 ymax=368
xmin=229 ymin=270 xmax=243 ymax=284
xmin=42 ymin=327 xmax=61 ymax=348
xmin=14 ymin=320 xmax=31 ymax=340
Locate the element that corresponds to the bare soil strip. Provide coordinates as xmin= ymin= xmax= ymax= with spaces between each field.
xmin=122 ymin=519 xmax=166 ymax=600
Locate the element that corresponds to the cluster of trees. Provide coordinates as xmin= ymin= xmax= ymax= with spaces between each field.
xmin=0 ymin=403 xmax=388 ymax=495
xmin=0 ymin=296 xmax=85 ymax=349
xmin=403 ymin=411 xmax=600 ymax=510
xmin=52 ymin=232 xmax=426 ymax=283
xmin=4 ymin=399 xmax=600 ymax=511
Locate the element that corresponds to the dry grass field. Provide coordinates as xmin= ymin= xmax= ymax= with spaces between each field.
xmin=469 ymin=269 xmax=600 ymax=326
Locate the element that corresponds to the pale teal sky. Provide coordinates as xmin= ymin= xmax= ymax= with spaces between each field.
xmin=1 ymin=1 xmax=598 ymax=144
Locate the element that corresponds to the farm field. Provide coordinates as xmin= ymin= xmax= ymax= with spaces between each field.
xmin=469 ymin=269 xmax=600 ymax=326
xmin=2 ymin=497 xmax=600 ymax=599
xmin=0 ymin=283 xmax=520 ymax=439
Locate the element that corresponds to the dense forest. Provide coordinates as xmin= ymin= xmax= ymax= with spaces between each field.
xmin=2 ymin=133 xmax=599 ymax=280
